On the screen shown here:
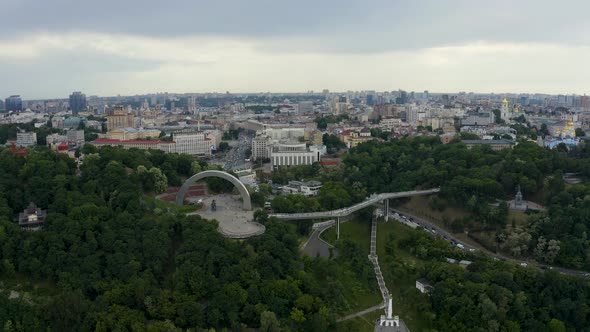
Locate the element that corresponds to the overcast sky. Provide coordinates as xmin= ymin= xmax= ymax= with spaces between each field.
xmin=2 ymin=0 xmax=590 ymax=99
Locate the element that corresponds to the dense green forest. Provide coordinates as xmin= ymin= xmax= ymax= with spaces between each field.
xmin=267 ymin=136 xmax=590 ymax=270
xmin=330 ymin=219 xmax=589 ymax=332
xmin=0 ymin=146 xmax=374 ymax=331
xmin=340 ymin=138 xmax=590 ymax=270
xmin=3 ymin=133 xmax=590 ymax=330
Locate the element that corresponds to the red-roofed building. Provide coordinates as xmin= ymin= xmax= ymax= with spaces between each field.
xmin=57 ymin=141 xmax=69 ymax=152
xmin=320 ymin=157 xmax=341 ymax=167
xmin=8 ymin=142 xmax=26 ymax=156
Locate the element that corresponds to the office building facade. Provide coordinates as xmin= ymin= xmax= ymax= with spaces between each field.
xmin=172 ymin=131 xmax=211 ymax=155
xmin=107 ymin=106 xmax=135 ymax=130
xmin=5 ymin=95 xmax=23 ymax=112
xmin=69 ymin=92 xmax=87 ymax=115
xmin=16 ymin=131 xmax=37 ymax=147
xmin=270 ymin=142 xmax=325 ymax=167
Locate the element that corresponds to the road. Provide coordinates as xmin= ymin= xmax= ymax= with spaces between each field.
xmin=223 ymin=132 xmax=253 ymax=171
xmin=389 ymin=208 xmax=590 ymax=278
xmin=301 ymin=225 xmax=335 ymax=258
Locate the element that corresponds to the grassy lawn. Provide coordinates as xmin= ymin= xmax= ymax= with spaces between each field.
xmin=397 ymin=195 xmax=519 ymax=252
xmin=319 ymin=219 xmax=382 ymax=317
xmin=507 ymin=210 xmax=529 ymax=229
xmin=144 ymin=195 xmax=201 ymax=214
xmin=397 ymin=195 xmax=469 ymax=224
xmin=321 ymin=219 xmax=372 ymax=252
xmin=322 ymin=218 xmax=435 ymax=331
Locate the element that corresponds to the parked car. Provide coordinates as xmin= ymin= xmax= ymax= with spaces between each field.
xmin=520 ymin=262 xmax=528 ymax=267
xmin=456 ymin=243 xmax=465 ymax=249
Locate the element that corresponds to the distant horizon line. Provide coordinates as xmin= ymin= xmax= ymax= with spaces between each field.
xmin=8 ymin=90 xmax=590 ymax=102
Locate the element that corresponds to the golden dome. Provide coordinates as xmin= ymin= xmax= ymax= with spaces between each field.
xmin=502 ymin=98 xmax=508 ymax=104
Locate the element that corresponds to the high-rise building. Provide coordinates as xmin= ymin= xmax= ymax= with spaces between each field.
xmin=188 ymin=95 xmax=197 ymax=113
xmin=5 ymin=95 xmax=23 ymax=111
xmin=581 ymin=95 xmax=590 ymax=109
xmin=0 ymin=99 xmax=4 ymax=111
xmin=69 ymin=91 xmax=87 ymax=115
xmin=252 ymin=132 xmax=273 ymax=160
xmin=298 ymin=101 xmax=313 ymax=113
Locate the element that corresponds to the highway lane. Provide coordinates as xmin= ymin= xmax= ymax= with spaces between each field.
xmin=389 ymin=208 xmax=590 ymax=278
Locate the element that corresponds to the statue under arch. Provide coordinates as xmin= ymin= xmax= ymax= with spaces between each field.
xmin=176 ymin=170 xmax=252 ymax=210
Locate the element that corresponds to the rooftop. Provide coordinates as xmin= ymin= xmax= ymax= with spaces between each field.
xmin=461 ymin=139 xmax=514 ymax=144
xmin=92 ymin=138 xmax=173 ymax=145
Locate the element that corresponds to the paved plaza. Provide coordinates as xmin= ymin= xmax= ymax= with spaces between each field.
xmin=189 ymin=194 xmax=265 ymax=239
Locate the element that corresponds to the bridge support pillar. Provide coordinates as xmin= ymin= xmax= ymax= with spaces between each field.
xmin=384 ymin=199 xmax=389 ymax=221
xmin=337 ymin=217 xmax=340 ymax=240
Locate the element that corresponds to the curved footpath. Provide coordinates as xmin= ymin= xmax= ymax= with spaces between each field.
xmin=270 ymin=188 xmax=440 ymax=220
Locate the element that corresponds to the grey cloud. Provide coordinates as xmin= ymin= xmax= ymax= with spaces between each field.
xmin=0 ymin=50 xmax=159 ymax=98
xmin=4 ymin=0 xmax=590 ymax=52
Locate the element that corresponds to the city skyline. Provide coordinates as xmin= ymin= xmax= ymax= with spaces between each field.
xmin=2 ymin=0 xmax=590 ymax=99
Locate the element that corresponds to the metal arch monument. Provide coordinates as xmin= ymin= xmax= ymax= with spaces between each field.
xmin=176 ymin=170 xmax=252 ymax=210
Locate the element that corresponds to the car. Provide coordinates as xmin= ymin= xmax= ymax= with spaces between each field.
xmin=520 ymin=262 xmax=528 ymax=267
xmin=197 ymin=199 xmax=203 ymax=204
xmin=468 ymin=248 xmax=476 ymax=252
xmin=456 ymin=243 xmax=465 ymax=249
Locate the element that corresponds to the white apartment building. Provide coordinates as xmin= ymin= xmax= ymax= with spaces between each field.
xmin=380 ymin=118 xmax=402 ymax=131
xmin=172 ymin=131 xmax=211 ymax=155
xmin=66 ymin=130 xmax=85 ymax=147
xmin=268 ymin=127 xmax=305 ymax=141
xmin=251 ymin=127 xmax=306 ymax=161
xmin=462 ymin=111 xmax=494 ymax=126
xmin=252 ymin=134 xmax=272 ymax=160
xmin=298 ymin=101 xmax=314 ymax=113
xmin=16 ymin=132 xmax=37 ymax=147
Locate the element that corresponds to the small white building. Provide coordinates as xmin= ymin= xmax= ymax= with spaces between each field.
xmin=281 ymin=180 xmax=322 ymax=197
xmin=66 ymin=130 xmax=85 ymax=147
xmin=16 ymin=131 xmax=37 ymax=147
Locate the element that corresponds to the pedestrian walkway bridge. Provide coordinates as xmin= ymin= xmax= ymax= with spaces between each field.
xmin=270 ymin=188 xmax=440 ymax=221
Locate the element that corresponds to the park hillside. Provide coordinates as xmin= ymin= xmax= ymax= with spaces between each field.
xmin=1 ymin=134 xmax=590 ymax=330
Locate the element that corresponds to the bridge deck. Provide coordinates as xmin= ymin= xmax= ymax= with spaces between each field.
xmin=270 ymin=188 xmax=439 ymax=220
